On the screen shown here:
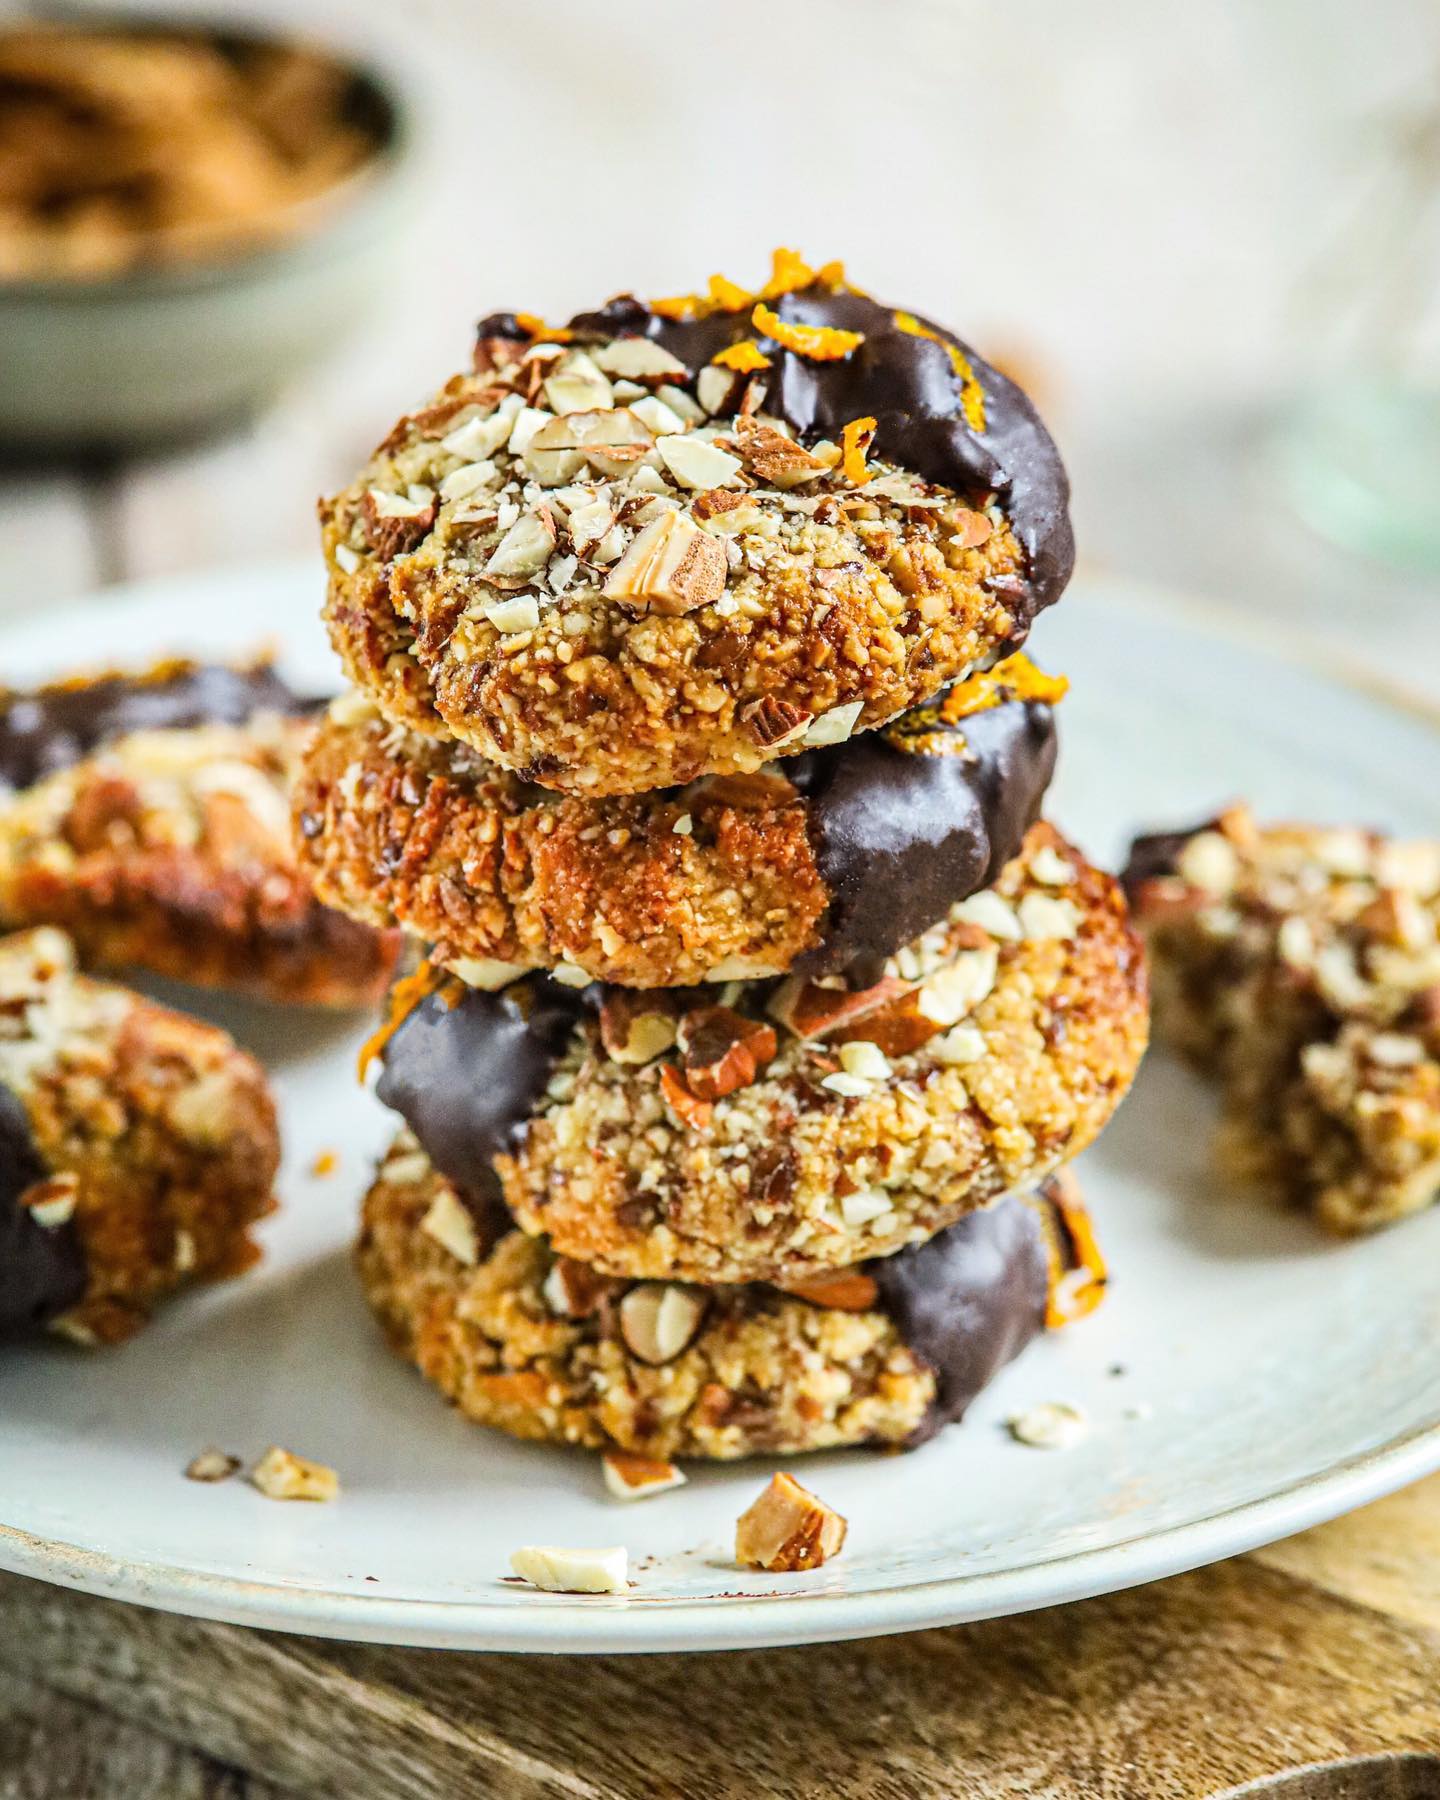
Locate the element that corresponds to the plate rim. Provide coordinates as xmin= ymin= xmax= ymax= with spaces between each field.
xmin=1 ymin=555 xmax=1437 ymax=1654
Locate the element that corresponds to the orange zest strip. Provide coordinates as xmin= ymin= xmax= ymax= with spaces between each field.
xmin=357 ymin=960 xmax=458 ymax=1081
xmin=893 ymin=310 xmax=986 ymax=432
xmin=814 ymin=258 xmax=848 ymax=289
xmin=513 ymin=311 xmax=574 ymax=344
xmin=1045 ymin=1180 xmax=1109 ymax=1329
xmin=711 ymin=340 xmax=772 ymax=372
xmin=752 ymin=302 xmax=863 ymax=362
xmin=937 ymin=652 xmax=1069 ymax=725
xmin=708 ymin=272 xmax=754 ymax=312
xmin=840 ymin=415 xmax=877 ymax=485
xmin=650 ymin=293 xmax=703 ymax=321
xmin=761 ymin=246 xmax=815 ymax=298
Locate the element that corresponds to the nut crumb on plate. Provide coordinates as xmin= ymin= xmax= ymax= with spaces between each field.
xmin=735 ymin=1472 xmax=847 ymax=1571
xmin=249 ymin=1446 xmax=339 ymax=1501
xmin=184 ymin=1448 xmax=241 ymax=1483
xmin=509 ymin=1544 xmax=628 ymax=1594
xmin=1007 ymin=1400 xmax=1089 ymax=1450
xmin=601 ymin=1450 xmax=687 ymax=1501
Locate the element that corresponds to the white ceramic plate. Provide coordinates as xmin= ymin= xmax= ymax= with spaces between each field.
xmin=1 ymin=561 xmax=1438 ymax=1655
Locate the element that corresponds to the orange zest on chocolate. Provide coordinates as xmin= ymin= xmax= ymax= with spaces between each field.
xmin=841 ymin=416 xmax=877 ymax=485
xmin=1045 ymin=1183 xmax=1109 ymax=1329
xmin=708 ymin=272 xmax=754 ymax=312
xmin=938 ymin=652 xmax=1069 ymax=723
xmin=893 ymin=310 xmax=986 ymax=432
xmin=761 ymin=246 xmax=815 ymax=298
xmin=752 ymin=303 xmax=863 ymax=362
xmin=711 ymin=340 xmax=772 ymax=373
xmin=513 ymin=311 xmax=574 ymax=343
xmin=357 ymin=959 xmax=458 ymax=1081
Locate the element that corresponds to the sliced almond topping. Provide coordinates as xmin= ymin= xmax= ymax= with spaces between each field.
xmin=593 ymin=337 xmax=689 ymax=381
xmin=483 ymin=509 xmax=556 ymax=581
xmin=603 ymin=509 xmax=728 ymax=616
xmin=696 ymin=365 xmax=740 ymax=416
xmin=249 ymin=1446 xmax=339 ymax=1502
xmin=731 ymin=415 xmax=825 ymax=485
xmin=543 ymin=351 xmax=614 ymax=415
xmin=656 ymin=434 xmax=744 ymax=490
xmin=692 ymin=486 xmax=753 ymax=523
xmin=676 ymin=1005 xmax=777 ymax=1100
xmin=618 ymin=1283 xmax=707 ymax=1365
xmin=948 ymin=506 xmax=995 ymax=549
xmin=735 ymin=1472 xmax=847 ymax=1571
xmin=361 ymin=488 xmax=436 ymax=562
xmin=917 ymin=948 xmax=999 ymax=1027
xmin=420 ymin=1188 xmax=480 ymax=1266
xmin=602 ymin=1451 xmax=688 ymax=1501
xmin=801 ymin=701 xmax=863 ymax=748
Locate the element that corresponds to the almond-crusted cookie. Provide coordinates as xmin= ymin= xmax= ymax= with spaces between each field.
xmin=0 ymin=660 xmax=400 ymax=1006
xmin=0 ymin=928 xmax=280 ymax=1344
xmin=320 ymin=254 xmax=1073 ymax=796
xmin=1125 ymin=806 xmax=1440 ymax=1232
xmin=356 ymin=1134 xmax=1102 ymax=1459
xmin=294 ymin=660 xmax=1059 ymax=989
xmin=372 ymin=824 xmax=1147 ymax=1285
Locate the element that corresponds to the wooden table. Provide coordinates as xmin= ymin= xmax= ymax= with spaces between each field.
xmin=3 ymin=1474 xmax=1440 ymax=1797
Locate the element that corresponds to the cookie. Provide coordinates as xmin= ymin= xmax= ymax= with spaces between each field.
xmin=1125 ymin=806 xmax=1440 ymax=1232
xmin=357 ymin=1133 xmax=1103 ymax=1459
xmin=320 ymin=253 xmax=1073 ymax=796
xmin=0 ymin=659 xmax=400 ymax=1005
xmin=372 ymin=824 xmax=1147 ymax=1285
xmin=295 ymin=658 xmax=1060 ymax=989
xmin=0 ymin=928 xmax=280 ymax=1344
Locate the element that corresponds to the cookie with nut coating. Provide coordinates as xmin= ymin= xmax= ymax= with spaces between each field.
xmin=0 ymin=928 xmax=280 ymax=1344
xmin=0 ymin=659 xmax=400 ymax=1006
xmin=356 ymin=1134 xmax=1102 ymax=1459
xmin=320 ymin=256 xmax=1073 ymax=796
xmin=373 ymin=824 xmax=1148 ymax=1286
xmin=293 ymin=660 xmax=1059 ymax=989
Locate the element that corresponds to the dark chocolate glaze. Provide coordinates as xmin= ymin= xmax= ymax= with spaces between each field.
xmin=868 ymin=1192 xmax=1051 ymax=1446
xmin=0 ymin=662 xmax=316 ymax=794
xmin=0 ymin=1082 xmax=86 ymax=1337
xmin=483 ymin=281 xmax=1074 ymax=624
xmin=376 ymin=977 xmax=590 ymax=1242
xmin=1120 ymin=819 xmax=1217 ymax=896
xmin=789 ymin=697 xmax=1056 ymax=981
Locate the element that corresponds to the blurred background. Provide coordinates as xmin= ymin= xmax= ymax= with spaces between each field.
xmin=2 ymin=0 xmax=1438 ymax=690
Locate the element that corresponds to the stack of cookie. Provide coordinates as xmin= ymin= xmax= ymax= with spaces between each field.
xmin=295 ymin=252 xmax=1149 ymax=1465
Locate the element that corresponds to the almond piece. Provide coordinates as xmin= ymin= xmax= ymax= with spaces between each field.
xmin=603 ymin=510 xmax=728 ymax=616
xmin=735 ymin=1473 xmax=847 ymax=1572
xmin=739 ymin=695 xmax=812 ymax=749
xmin=602 ymin=1451 xmax=688 ymax=1501
xmin=510 ymin=1545 xmax=628 ymax=1593
xmin=778 ymin=1269 xmax=880 ymax=1310
xmin=656 ymin=434 xmax=744 ymax=490
xmin=483 ymin=509 xmax=556 ymax=582
xmin=768 ymin=975 xmax=940 ymax=1057
xmin=618 ymin=1283 xmax=707 ymax=1365
xmin=692 ymin=486 xmax=753 ymax=522
xmin=696 ymin=769 xmax=799 ymax=810
xmin=361 ymin=488 xmax=436 ymax=561
xmin=185 ymin=1448 xmax=240 ymax=1483
xmin=676 ymin=1005 xmax=777 ymax=1100
xmin=542 ymin=1255 xmax=619 ymax=1320
xmin=592 ymin=338 xmax=689 ymax=381
xmin=420 ymin=1188 xmax=480 ymax=1266
xmin=731 ymin=415 xmax=826 ymax=486
xmin=599 ymin=992 xmax=679 ymax=1065
xmin=249 ymin=1446 xmax=339 ymax=1502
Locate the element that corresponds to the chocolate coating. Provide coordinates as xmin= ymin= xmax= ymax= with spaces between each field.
xmin=487 ymin=282 xmax=1074 ymax=624
xmin=0 ymin=1081 xmax=85 ymax=1336
xmin=869 ymin=1191 xmax=1051 ymax=1445
xmin=376 ymin=977 xmax=589 ymax=1239
xmin=1121 ymin=819 xmax=1217 ymax=895
xmin=791 ymin=697 xmax=1057 ymax=981
xmin=0 ymin=662 xmax=315 ymax=794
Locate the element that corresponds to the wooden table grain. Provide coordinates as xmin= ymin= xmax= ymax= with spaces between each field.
xmin=5 ymin=1475 xmax=1440 ymax=1798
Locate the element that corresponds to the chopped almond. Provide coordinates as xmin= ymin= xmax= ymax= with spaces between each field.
xmin=677 ymin=1005 xmax=777 ymax=1100
xmin=778 ymin=1269 xmax=880 ymax=1311
xmin=735 ymin=1473 xmax=847 ymax=1571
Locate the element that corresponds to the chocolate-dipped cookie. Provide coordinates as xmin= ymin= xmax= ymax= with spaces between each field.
xmin=0 ymin=658 xmax=400 ymax=1006
xmin=357 ymin=1132 xmax=1104 ymax=1459
xmin=370 ymin=824 xmax=1148 ymax=1286
xmin=320 ymin=251 xmax=1074 ymax=797
xmin=0 ymin=927 xmax=279 ymax=1344
xmin=294 ymin=656 xmax=1060 ymax=989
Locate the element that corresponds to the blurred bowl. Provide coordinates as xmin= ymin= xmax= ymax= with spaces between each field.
xmin=0 ymin=20 xmax=417 ymax=452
